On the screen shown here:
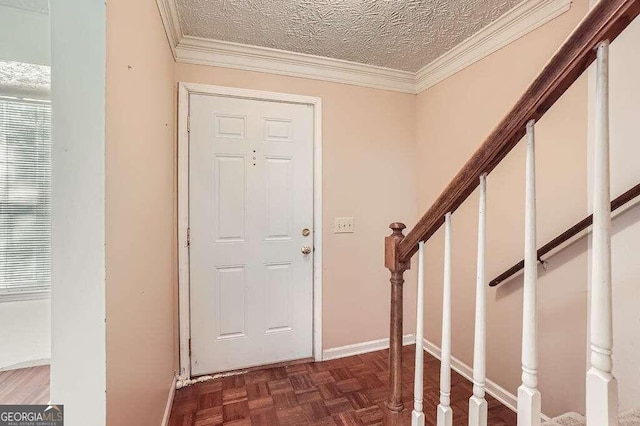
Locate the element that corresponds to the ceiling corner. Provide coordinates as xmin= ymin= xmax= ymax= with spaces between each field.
xmin=415 ymin=0 xmax=572 ymax=93
xmin=156 ymin=0 xmax=183 ymax=60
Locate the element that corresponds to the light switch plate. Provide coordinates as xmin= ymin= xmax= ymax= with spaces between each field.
xmin=334 ymin=217 xmax=354 ymax=233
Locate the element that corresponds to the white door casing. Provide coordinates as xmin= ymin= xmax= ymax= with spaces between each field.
xmin=178 ymin=83 xmax=322 ymax=380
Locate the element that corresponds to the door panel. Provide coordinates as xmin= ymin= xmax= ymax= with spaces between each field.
xmin=213 ymin=155 xmax=246 ymax=242
xmin=189 ymin=94 xmax=314 ymax=376
xmin=265 ymin=157 xmax=293 ymax=240
xmin=265 ymin=262 xmax=293 ymax=333
xmin=215 ymin=266 xmax=247 ymax=339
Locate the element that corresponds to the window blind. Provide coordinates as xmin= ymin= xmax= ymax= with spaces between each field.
xmin=0 ymin=97 xmax=52 ymax=295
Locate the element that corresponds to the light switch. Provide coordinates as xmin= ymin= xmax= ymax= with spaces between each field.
xmin=334 ymin=217 xmax=354 ymax=233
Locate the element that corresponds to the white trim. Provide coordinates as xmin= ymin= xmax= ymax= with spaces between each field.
xmin=175 ymin=36 xmax=416 ymax=94
xmin=322 ymin=334 xmax=416 ymax=361
xmin=177 ymin=82 xmax=323 ymax=382
xmin=312 ymin=96 xmax=323 ymax=363
xmin=176 ymin=368 xmax=248 ymax=389
xmin=422 ymin=338 xmax=552 ymax=422
xmin=0 ymin=289 xmax=50 ymax=303
xmin=155 ymin=0 xmax=182 ymax=59
xmin=158 ymin=0 xmax=571 ymax=94
xmin=0 ymin=358 xmax=50 ymax=372
xmin=177 ymin=83 xmax=190 ymax=381
xmin=161 ymin=374 xmax=178 ymax=426
xmin=415 ymin=0 xmax=572 ymax=92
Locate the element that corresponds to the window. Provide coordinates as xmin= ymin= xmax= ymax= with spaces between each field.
xmin=0 ymin=96 xmax=52 ymax=298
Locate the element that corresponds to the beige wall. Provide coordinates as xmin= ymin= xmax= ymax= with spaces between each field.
xmin=103 ymin=2 xmax=419 ymax=422
xmin=0 ymin=300 xmax=50 ymax=369
xmin=103 ymin=0 xmax=640 ymax=422
xmin=415 ymin=0 xmax=589 ymax=417
xmin=175 ymin=65 xmax=419 ymax=349
xmin=105 ymin=0 xmax=177 ymax=425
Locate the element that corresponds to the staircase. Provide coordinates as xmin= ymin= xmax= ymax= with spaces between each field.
xmin=546 ymin=410 xmax=640 ymax=425
xmin=382 ymin=1 xmax=640 ymax=425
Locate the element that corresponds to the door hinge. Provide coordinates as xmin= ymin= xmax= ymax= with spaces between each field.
xmin=186 ymin=227 xmax=191 ymax=247
xmin=188 ymin=338 xmax=192 ymax=357
xmin=187 ymin=116 xmax=191 ymax=133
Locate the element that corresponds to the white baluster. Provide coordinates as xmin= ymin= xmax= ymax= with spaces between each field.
xmin=518 ymin=120 xmax=541 ymax=426
xmin=437 ymin=212 xmax=453 ymax=426
xmin=469 ymin=174 xmax=488 ymax=426
xmin=412 ymin=241 xmax=426 ymax=426
xmin=587 ymin=39 xmax=618 ymax=426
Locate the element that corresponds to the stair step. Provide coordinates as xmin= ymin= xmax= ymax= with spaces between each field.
xmin=544 ymin=412 xmax=585 ymax=426
xmin=621 ymin=408 xmax=640 ymax=425
xmin=543 ymin=409 xmax=640 ymax=426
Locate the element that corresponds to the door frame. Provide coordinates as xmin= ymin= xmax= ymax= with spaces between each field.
xmin=177 ymin=82 xmax=323 ymax=381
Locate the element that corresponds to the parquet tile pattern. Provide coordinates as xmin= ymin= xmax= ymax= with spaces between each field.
xmin=0 ymin=365 xmax=50 ymax=405
xmin=169 ymin=345 xmax=516 ymax=425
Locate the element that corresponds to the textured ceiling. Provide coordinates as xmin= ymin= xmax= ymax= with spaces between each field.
xmin=177 ymin=0 xmax=525 ymax=72
xmin=0 ymin=60 xmax=50 ymax=98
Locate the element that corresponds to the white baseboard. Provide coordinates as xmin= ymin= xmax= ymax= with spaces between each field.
xmin=422 ymin=338 xmax=551 ymax=421
xmin=161 ymin=374 xmax=178 ymax=426
xmin=322 ymin=334 xmax=416 ymax=361
xmin=0 ymin=358 xmax=50 ymax=372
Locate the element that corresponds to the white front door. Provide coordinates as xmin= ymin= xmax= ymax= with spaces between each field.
xmin=189 ymin=94 xmax=314 ymax=376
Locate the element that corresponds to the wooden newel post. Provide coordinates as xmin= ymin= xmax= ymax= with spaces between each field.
xmin=385 ymin=222 xmax=410 ymax=412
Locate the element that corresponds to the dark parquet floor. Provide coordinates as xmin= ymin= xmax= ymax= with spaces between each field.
xmin=169 ymin=345 xmax=516 ymax=426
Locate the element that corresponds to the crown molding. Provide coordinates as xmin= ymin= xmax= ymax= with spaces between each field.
xmin=415 ymin=0 xmax=573 ymax=92
xmin=156 ymin=0 xmax=571 ymax=94
xmin=156 ymin=0 xmax=183 ymax=59
xmin=175 ymin=36 xmax=417 ymax=93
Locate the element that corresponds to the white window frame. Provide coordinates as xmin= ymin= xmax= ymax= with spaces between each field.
xmin=0 ymin=93 xmax=52 ymax=303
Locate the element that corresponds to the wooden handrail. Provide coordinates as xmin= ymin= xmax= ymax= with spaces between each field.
xmin=384 ymin=0 xmax=640 ymax=413
xmin=397 ymin=0 xmax=640 ymax=263
xmin=489 ymin=182 xmax=640 ymax=287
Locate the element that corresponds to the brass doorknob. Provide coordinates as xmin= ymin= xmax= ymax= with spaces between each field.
xmin=301 ymin=246 xmax=312 ymax=255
